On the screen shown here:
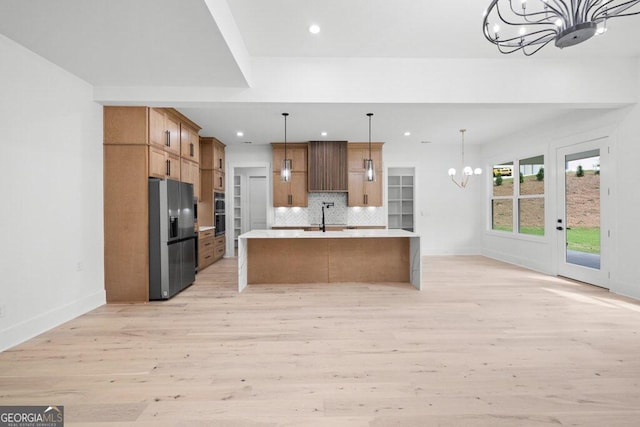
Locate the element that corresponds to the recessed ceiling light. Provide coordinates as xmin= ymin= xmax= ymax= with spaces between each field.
xmin=421 ymin=140 xmax=433 ymax=144
xmin=309 ymin=24 xmax=320 ymax=34
xmin=321 ymin=131 xmax=328 ymax=137
xmin=236 ymin=131 xmax=244 ymax=137
xmin=243 ymin=141 xmax=253 ymax=144
xmin=404 ymin=131 xmax=411 ymax=136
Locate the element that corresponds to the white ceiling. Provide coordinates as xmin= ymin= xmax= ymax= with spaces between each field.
xmin=1 ymin=0 xmax=639 ymax=146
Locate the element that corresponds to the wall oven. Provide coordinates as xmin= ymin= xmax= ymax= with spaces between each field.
xmin=214 ymin=192 xmax=225 ymax=236
xmin=215 ymin=212 xmax=225 ymax=236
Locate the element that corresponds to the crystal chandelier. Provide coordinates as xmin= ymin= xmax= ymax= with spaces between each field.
xmin=448 ymin=129 xmax=482 ymax=189
xmin=483 ymin=0 xmax=640 ymax=56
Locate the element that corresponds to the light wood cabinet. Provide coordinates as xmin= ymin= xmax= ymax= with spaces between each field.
xmin=198 ymin=229 xmax=215 ymax=270
xmin=348 ymin=144 xmax=383 ymax=172
xmin=348 ymin=171 xmax=383 ymax=206
xmin=347 ymin=143 xmax=383 ymax=207
xmin=103 ymin=106 xmax=201 ymax=303
xmin=272 ymin=143 xmax=308 ymax=207
xmin=214 ymin=235 xmax=225 ymax=261
xmin=273 ymin=171 xmax=308 ymax=207
xmin=214 ymin=142 xmax=225 ymax=173
xmin=273 ymin=144 xmax=307 ymax=172
xmin=199 ymin=137 xmax=226 ymax=228
xmin=181 ymin=158 xmax=200 ymax=200
xmin=149 ymin=146 xmax=180 ymax=180
xmin=149 ymin=108 xmax=180 ymax=156
xmin=180 ymin=124 xmax=200 ymax=163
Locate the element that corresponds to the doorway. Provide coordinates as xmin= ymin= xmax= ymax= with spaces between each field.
xmin=233 ymin=167 xmax=267 ymax=248
xmin=556 ymin=139 xmax=608 ymax=288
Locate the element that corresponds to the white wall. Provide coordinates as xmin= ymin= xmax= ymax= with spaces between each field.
xmin=0 ymin=34 xmax=105 ymax=351
xmin=609 ymin=102 xmax=640 ymax=298
xmin=384 ymin=141 xmax=484 ymax=255
xmin=480 ymin=105 xmax=640 ymax=299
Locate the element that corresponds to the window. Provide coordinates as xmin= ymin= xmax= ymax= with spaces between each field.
xmin=492 ymin=161 xmax=513 ymax=232
xmin=491 ymin=156 xmax=545 ymax=236
xmin=518 ymin=155 xmax=545 ymax=236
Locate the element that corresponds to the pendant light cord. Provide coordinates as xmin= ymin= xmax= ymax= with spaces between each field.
xmin=282 ymin=112 xmax=289 ymax=161
xmin=367 ymin=113 xmax=373 ymax=160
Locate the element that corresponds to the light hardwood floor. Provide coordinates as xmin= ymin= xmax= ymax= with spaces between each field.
xmin=2 ymin=256 xmax=640 ymax=426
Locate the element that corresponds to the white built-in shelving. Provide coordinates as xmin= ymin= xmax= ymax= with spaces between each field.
xmin=234 ymin=175 xmax=241 ymax=245
xmin=387 ymin=169 xmax=414 ymax=232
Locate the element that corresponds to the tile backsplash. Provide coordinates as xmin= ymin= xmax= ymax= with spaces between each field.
xmin=273 ymin=192 xmax=385 ymax=226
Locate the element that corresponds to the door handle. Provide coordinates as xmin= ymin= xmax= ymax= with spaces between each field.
xmin=556 ymin=226 xmax=563 ymax=231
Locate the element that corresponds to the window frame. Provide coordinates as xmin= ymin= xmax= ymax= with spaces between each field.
xmin=489 ymin=155 xmax=546 ymax=238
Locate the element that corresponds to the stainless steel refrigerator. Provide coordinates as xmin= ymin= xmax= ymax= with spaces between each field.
xmin=148 ymin=178 xmax=196 ymax=300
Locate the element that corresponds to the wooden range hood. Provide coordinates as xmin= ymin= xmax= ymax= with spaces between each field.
xmin=307 ymin=140 xmax=348 ymax=192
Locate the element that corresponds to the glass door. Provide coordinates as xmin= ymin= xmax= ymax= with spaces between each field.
xmin=556 ymin=139 xmax=608 ymax=288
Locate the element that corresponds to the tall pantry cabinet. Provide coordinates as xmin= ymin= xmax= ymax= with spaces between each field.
xmin=103 ymin=106 xmax=201 ymax=303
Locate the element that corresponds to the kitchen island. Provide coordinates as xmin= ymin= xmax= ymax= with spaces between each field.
xmin=237 ymin=229 xmax=421 ymax=292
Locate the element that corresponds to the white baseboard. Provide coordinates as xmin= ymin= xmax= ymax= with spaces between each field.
xmin=0 ymin=290 xmax=106 ymax=352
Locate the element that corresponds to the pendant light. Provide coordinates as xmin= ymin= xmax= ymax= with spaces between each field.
xmin=280 ymin=112 xmax=291 ymax=182
xmin=366 ymin=113 xmax=375 ymax=182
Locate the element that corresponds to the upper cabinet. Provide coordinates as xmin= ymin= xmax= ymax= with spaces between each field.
xmin=347 ymin=143 xmax=384 ymax=207
xmin=200 ymin=137 xmax=226 ymax=227
xmin=273 ymin=144 xmax=307 ymax=172
xmin=180 ymin=124 xmax=200 ymax=163
xmin=201 ymin=137 xmax=226 ymax=193
xmin=149 ymin=108 xmax=181 ymax=156
xmin=272 ymin=143 xmax=308 ymax=207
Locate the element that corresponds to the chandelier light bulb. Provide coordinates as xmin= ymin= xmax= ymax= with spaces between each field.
xmin=463 ymin=166 xmax=473 ymax=176
xmin=493 ymin=23 xmax=500 ymax=34
xmin=448 ymin=168 xmax=457 ymax=177
xmin=474 ymin=167 xmax=483 ymax=175
xmin=519 ymin=27 xmax=527 ymax=36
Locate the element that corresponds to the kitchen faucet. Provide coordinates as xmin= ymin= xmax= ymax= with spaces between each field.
xmin=321 ymin=202 xmax=334 ymax=232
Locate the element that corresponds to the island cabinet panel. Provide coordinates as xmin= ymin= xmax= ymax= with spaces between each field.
xmin=248 ymin=239 xmax=330 ymax=284
xmin=347 ymin=143 xmax=383 ymax=207
xmin=246 ymin=237 xmax=409 ymax=285
xmin=308 ymin=140 xmax=348 ymax=192
xmin=328 ymin=237 xmax=409 ymax=283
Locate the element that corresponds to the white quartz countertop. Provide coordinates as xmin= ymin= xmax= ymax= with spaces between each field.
xmin=199 ymin=226 xmax=215 ymax=232
xmin=239 ymin=229 xmax=418 ymax=239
